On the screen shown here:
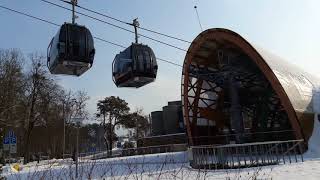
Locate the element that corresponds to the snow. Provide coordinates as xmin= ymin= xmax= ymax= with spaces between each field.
xmin=2 ymin=152 xmax=188 ymax=180
xmin=2 ymin=152 xmax=320 ymax=179
xmin=2 ymin=149 xmax=320 ymax=180
xmin=3 ymin=111 xmax=320 ymax=179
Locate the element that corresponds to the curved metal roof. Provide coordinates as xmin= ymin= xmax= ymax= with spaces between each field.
xmin=182 ymin=28 xmax=320 ymax=143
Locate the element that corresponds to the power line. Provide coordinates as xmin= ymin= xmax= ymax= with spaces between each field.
xmin=0 ymin=5 xmax=60 ymax=27
xmin=92 ymin=37 xmax=125 ymax=48
xmin=157 ymin=57 xmax=182 ymax=67
xmin=40 ymin=0 xmax=188 ymax=52
xmin=62 ymin=0 xmax=129 ymax=25
xmin=0 ymin=5 xmax=120 ymax=48
xmin=0 ymin=4 xmax=182 ymax=67
xmin=59 ymin=0 xmax=192 ymax=44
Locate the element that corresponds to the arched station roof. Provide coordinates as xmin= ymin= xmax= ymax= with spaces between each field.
xmin=182 ymin=28 xmax=320 ymax=145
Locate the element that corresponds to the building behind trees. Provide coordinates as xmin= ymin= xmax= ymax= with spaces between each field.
xmin=150 ymin=101 xmax=185 ymax=136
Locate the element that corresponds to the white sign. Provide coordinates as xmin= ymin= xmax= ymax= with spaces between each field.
xmin=10 ymin=144 xmax=17 ymax=154
xmin=3 ymin=144 xmax=9 ymax=151
xmin=9 ymin=133 xmax=17 ymax=154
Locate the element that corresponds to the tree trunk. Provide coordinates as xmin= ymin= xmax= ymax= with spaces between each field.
xmin=23 ymin=74 xmax=38 ymax=164
xmin=102 ymin=113 xmax=109 ymax=155
xmin=108 ymin=116 xmax=113 ymax=156
xmin=23 ymin=122 xmax=34 ymax=164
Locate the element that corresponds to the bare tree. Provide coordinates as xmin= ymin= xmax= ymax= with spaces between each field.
xmin=70 ymin=90 xmax=90 ymax=123
xmin=0 ymin=49 xmax=25 ymax=128
xmin=0 ymin=49 xmax=94 ymax=162
xmin=0 ymin=49 xmax=26 ymax=164
xmin=23 ymin=53 xmax=55 ymax=164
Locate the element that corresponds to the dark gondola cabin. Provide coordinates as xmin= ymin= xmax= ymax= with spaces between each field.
xmin=47 ymin=23 xmax=95 ymax=76
xmin=112 ymin=43 xmax=158 ymax=88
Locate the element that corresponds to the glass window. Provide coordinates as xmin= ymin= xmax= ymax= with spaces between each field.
xmin=72 ymin=26 xmax=86 ymax=58
xmin=122 ymin=59 xmax=132 ymax=73
xmin=87 ymin=30 xmax=94 ymax=54
xmin=138 ymin=51 xmax=144 ymax=72
xmin=79 ymin=28 xmax=86 ymax=58
xmin=113 ymin=56 xmax=119 ymax=74
xmin=115 ymin=58 xmax=131 ymax=74
xmin=145 ymin=50 xmax=150 ymax=71
xmin=59 ymin=25 xmax=66 ymax=43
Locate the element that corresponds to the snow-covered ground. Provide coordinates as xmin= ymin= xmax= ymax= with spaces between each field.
xmin=2 ymin=151 xmax=320 ymax=180
xmin=2 ymin=114 xmax=320 ymax=179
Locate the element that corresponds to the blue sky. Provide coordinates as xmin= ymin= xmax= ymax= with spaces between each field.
xmin=0 ymin=0 xmax=319 ymax=120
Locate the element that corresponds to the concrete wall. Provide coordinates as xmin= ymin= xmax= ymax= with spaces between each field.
xmin=151 ymin=101 xmax=185 ymax=136
xmin=163 ymin=105 xmax=181 ymax=134
xmin=151 ymin=111 xmax=164 ymax=135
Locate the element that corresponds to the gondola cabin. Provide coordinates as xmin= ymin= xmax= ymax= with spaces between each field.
xmin=112 ymin=43 xmax=158 ymax=88
xmin=47 ymin=23 xmax=95 ymax=76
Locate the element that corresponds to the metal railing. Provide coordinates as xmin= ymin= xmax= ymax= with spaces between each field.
xmin=189 ymin=130 xmax=295 ymax=146
xmin=189 ymin=139 xmax=305 ymax=169
xmin=79 ymin=143 xmax=187 ymax=160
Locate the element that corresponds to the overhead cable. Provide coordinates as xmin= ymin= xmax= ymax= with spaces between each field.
xmin=0 ymin=4 xmax=182 ymax=67
xmin=40 ymin=0 xmax=188 ymax=52
xmin=59 ymin=0 xmax=192 ymax=44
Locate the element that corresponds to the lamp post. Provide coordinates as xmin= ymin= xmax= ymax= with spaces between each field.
xmin=73 ymin=118 xmax=83 ymax=179
xmin=62 ymin=98 xmax=77 ymax=159
xmin=62 ymin=101 xmax=65 ymax=159
xmin=70 ymin=98 xmax=82 ymax=179
xmin=0 ymin=127 xmax=4 ymax=165
xmin=75 ymin=121 xmax=80 ymax=178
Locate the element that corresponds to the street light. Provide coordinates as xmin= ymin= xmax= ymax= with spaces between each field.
xmin=75 ymin=120 xmax=81 ymax=179
xmin=68 ymin=98 xmax=83 ymax=179
xmin=62 ymin=98 xmax=77 ymax=159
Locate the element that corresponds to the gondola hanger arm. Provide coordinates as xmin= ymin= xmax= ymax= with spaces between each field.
xmin=71 ymin=0 xmax=78 ymax=24
xmin=132 ymin=18 xmax=140 ymax=43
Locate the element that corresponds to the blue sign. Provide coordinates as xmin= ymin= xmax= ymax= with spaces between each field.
xmin=8 ymin=130 xmax=15 ymax=138
xmin=3 ymin=137 xmax=10 ymax=144
xmin=3 ymin=130 xmax=17 ymax=145
xmin=89 ymin=147 xmax=96 ymax=153
xmin=10 ymin=136 xmax=17 ymax=144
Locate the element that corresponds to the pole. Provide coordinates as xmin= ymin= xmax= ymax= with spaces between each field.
xmin=75 ymin=125 xmax=79 ymax=178
xmin=193 ymin=6 xmax=203 ymax=32
xmin=71 ymin=0 xmax=77 ymax=24
xmin=75 ymin=99 xmax=81 ymax=179
xmin=63 ymin=116 xmax=65 ymax=159
xmin=133 ymin=18 xmax=139 ymax=43
xmin=0 ymin=128 xmax=3 ymax=165
xmin=62 ymin=102 xmax=65 ymax=159
xmin=8 ymin=134 xmax=11 ymax=165
xmin=62 ymin=114 xmax=66 ymax=159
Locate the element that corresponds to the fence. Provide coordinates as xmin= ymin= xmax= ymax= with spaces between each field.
xmin=137 ymin=130 xmax=295 ymax=147
xmin=189 ymin=139 xmax=305 ymax=169
xmin=79 ymin=143 xmax=187 ymax=160
xmin=189 ymin=130 xmax=296 ymax=146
